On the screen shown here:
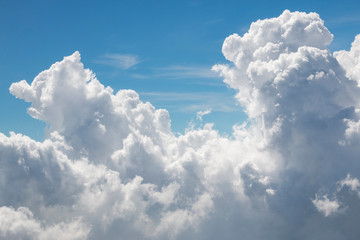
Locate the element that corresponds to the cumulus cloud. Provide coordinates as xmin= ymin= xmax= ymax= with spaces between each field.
xmin=0 ymin=206 xmax=89 ymax=240
xmin=312 ymin=195 xmax=341 ymax=217
xmin=3 ymin=9 xmax=360 ymax=240
xmin=334 ymin=35 xmax=360 ymax=85
xmin=338 ymin=174 xmax=360 ymax=198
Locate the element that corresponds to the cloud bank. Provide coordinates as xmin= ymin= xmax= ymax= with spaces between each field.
xmin=2 ymin=10 xmax=360 ymax=240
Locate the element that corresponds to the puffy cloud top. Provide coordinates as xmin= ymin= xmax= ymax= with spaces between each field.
xmin=10 ymin=52 xmax=172 ymax=164
xmin=214 ymin=10 xmax=354 ymax=121
xmin=335 ymin=34 xmax=360 ymax=85
xmin=222 ymin=10 xmax=333 ymax=66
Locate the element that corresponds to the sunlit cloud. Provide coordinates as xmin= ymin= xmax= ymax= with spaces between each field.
xmin=3 ymin=10 xmax=360 ymax=240
xmin=196 ymin=109 xmax=212 ymax=121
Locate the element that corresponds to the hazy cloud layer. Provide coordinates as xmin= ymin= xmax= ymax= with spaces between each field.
xmin=2 ymin=10 xmax=360 ymax=240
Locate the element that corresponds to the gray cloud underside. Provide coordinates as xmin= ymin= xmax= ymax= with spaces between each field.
xmin=2 ymin=10 xmax=360 ymax=240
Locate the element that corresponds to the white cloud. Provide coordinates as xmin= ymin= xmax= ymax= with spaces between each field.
xmin=335 ymin=34 xmax=360 ymax=85
xmin=312 ymin=195 xmax=341 ymax=217
xmin=94 ymin=53 xmax=140 ymax=69
xmin=3 ymin=9 xmax=360 ymax=240
xmin=312 ymin=174 xmax=360 ymax=217
xmin=0 ymin=206 xmax=89 ymax=240
xmin=196 ymin=108 xmax=211 ymax=121
xmin=339 ymin=174 xmax=360 ymax=197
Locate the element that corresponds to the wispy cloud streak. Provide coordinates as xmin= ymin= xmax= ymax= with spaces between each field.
xmin=140 ymin=91 xmax=240 ymax=112
xmin=132 ymin=65 xmax=219 ymax=80
xmin=94 ymin=53 xmax=140 ymax=69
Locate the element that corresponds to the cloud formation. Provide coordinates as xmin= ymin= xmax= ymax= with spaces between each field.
xmin=94 ymin=53 xmax=140 ymax=69
xmin=312 ymin=195 xmax=341 ymax=217
xmin=196 ymin=109 xmax=211 ymax=121
xmin=150 ymin=65 xmax=218 ymax=79
xmin=2 ymin=10 xmax=360 ymax=240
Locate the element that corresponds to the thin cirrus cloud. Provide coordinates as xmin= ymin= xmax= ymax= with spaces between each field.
xmin=140 ymin=91 xmax=240 ymax=112
xmin=94 ymin=53 xmax=140 ymax=69
xmin=132 ymin=65 xmax=219 ymax=80
xmin=3 ymin=9 xmax=360 ymax=240
xmin=326 ymin=15 xmax=360 ymax=25
xmin=152 ymin=65 xmax=218 ymax=79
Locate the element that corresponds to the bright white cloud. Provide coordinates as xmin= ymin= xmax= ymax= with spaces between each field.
xmin=3 ymin=9 xmax=360 ymax=240
xmin=335 ymin=35 xmax=360 ymax=85
xmin=312 ymin=195 xmax=341 ymax=217
xmin=339 ymin=174 xmax=360 ymax=197
xmin=0 ymin=206 xmax=89 ymax=240
xmin=196 ymin=108 xmax=211 ymax=121
xmin=311 ymin=174 xmax=360 ymax=217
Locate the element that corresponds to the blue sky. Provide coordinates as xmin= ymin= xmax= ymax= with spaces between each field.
xmin=1 ymin=0 xmax=360 ymax=140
